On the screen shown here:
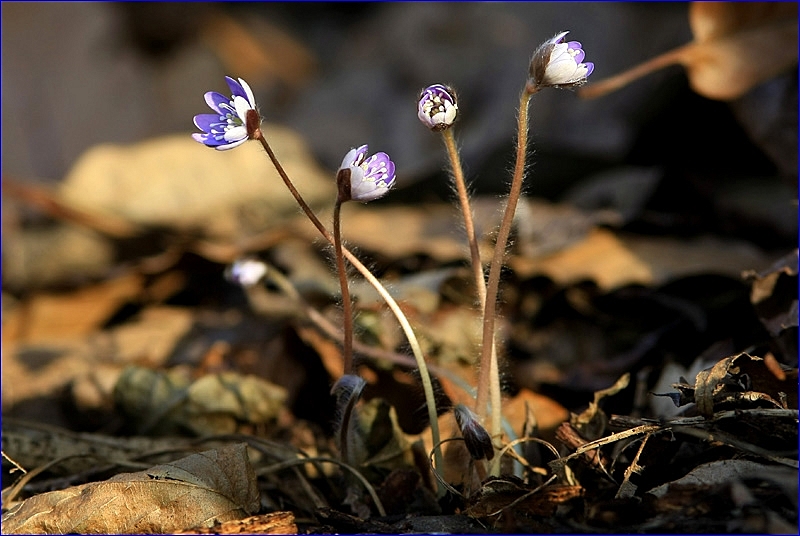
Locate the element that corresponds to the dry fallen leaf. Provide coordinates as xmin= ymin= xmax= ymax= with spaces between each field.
xmin=177 ymin=511 xmax=297 ymax=534
xmin=580 ymin=2 xmax=798 ymax=101
xmin=1 ymin=444 xmax=260 ymax=534
xmin=114 ymin=366 xmax=288 ymax=436
xmin=58 ymin=128 xmax=335 ymax=240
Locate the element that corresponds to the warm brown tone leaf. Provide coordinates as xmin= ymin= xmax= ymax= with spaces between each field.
xmin=580 ymin=2 xmax=798 ymax=101
xmin=58 ymin=129 xmax=334 ymax=239
xmin=1 ymin=444 xmax=260 ymax=534
xmin=177 ymin=511 xmax=297 ymax=534
xmin=114 ymin=366 xmax=288 ymax=436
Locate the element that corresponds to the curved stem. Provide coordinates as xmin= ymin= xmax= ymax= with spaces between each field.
xmin=333 ymin=200 xmax=354 ymax=374
xmin=477 ymin=88 xmax=536 ymax=448
xmin=441 ymin=129 xmax=501 ymax=458
xmin=255 ymin=134 xmax=445 ymax=495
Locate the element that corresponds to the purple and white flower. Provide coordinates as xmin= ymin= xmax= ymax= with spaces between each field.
xmin=193 ymin=76 xmax=260 ymax=150
xmin=336 ymin=145 xmax=396 ymax=203
xmin=418 ymin=84 xmax=458 ymax=131
xmin=528 ymin=31 xmax=594 ymax=90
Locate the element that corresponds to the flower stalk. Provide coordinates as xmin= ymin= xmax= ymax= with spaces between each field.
xmin=253 ymin=131 xmax=445 ymax=495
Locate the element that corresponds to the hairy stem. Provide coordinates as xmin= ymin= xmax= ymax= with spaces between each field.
xmin=255 ymin=134 xmax=444 ymax=495
xmin=333 ymin=200 xmax=354 ymax=374
xmin=477 ymin=88 xmax=536 ymax=456
xmin=441 ymin=129 xmax=501 ymax=458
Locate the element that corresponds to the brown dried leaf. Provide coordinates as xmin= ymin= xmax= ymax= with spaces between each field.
xmin=511 ymin=229 xmax=768 ymax=291
xmin=177 ymin=512 xmax=297 ymax=535
xmin=1 ymin=444 xmax=260 ymax=534
xmin=580 ymin=3 xmax=798 ymax=101
xmin=465 ymin=476 xmax=583 ymax=519
xmin=58 ymin=129 xmax=334 ymax=239
xmin=648 ymin=458 xmax=797 ymax=506
xmin=679 ymin=353 xmax=797 ymax=417
xmin=114 ymin=366 xmax=287 ymax=436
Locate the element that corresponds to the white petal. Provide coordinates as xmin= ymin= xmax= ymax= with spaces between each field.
xmin=339 ymin=148 xmax=360 ymax=170
xmin=238 ymin=78 xmax=257 ymax=108
xmin=216 ymin=137 xmax=248 ymax=151
xmin=224 ymin=125 xmax=248 ymax=142
xmin=232 ymin=96 xmax=252 ymax=121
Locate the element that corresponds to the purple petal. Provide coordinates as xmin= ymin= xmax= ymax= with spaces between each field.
xmin=204 ymin=91 xmax=230 ymax=114
xmin=215 ymin=137 xmax=248 ymax=151
xmin=193 ymin=113 xmax=223 ymax=133
xmin=192 ymin=132 xmax=227 ymax=148
xmin=572 ymin=49 xmax=585 ymax=64
xmin=583 ymin=62 xmax=594 ymax=77
xmin=566 ymin=41 xmax=582 ymax=51
xmin=225 ymin=76 xmax=247 ymax=100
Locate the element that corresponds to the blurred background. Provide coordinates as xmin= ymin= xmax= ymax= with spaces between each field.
xmin=3 ymin=2 xmax=795 ymax=204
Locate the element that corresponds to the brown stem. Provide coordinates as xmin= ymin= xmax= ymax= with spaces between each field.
xmin=441 ymin=129 xmax=486 ymax=307
xmin=333 ymin=200 xmax=354 ymax=374
xmin=476 ymin=88 xmax=535 ymax=429
xmin=441 ymin=128 xmax=501 ymax=457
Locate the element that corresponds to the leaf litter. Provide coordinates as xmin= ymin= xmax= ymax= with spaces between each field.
xmin=2 ymin=5 xmax=797 ymax=534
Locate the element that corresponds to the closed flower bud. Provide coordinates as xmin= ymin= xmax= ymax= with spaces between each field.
xmin=453 ymin=404 xmax=495 ymax=460
xmin=417 ymin=84 xmax=458 ymax=131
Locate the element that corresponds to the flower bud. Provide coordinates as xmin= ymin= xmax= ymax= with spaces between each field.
xmin=336 ymin=145 xmax=396 ymax=203
xmin=417 ymin=84 xmax=458 ymax=131
xmin=453 ymin=404 xmax=495 ymax=460
xmin=528 ymin=31 xmax=594 ymax=91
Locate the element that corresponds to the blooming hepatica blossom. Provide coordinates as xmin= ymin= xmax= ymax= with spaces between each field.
xmin=529 ymin=31 xmax=594 ymax=90
xmin=417 ymin=84 xmax=458 ymax=131
xmin=193 ymin=76 xmax=260 ymax=150
xmin=336 ymin=145 xmax=396 ymax=203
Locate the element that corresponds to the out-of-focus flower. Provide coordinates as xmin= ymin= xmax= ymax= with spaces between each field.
xmin=453 ymin=404 xmax=495 ymax=460
xmin=336 ymin=145 xmax=396 ymax=203
xmin=417 ymin=84 xmax=458 ymax=131
xmin=193 ymin=76 xmax=260 ymax=150
xmin=225 ymin=258 xmax=268 ymax=286
xmin=528 ymin=31 xmax=594 ymax=90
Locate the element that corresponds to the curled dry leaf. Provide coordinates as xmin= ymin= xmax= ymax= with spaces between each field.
xmin=580 ymin=3 xmax=798 ymax=101
xmin=1 ymin=444 xmax=260 ymax=534
xmin=668 ymin=353 xmax=797 ymax=417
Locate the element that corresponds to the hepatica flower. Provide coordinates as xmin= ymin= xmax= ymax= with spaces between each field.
xmin=528 ymin=31 xmax=594 ymax=90
xmin=418 ymin=84 xmax=458 ymax=131
xmin=193 ymin=76 xmax=261 ymax=150
xmin=336 ymin=145 xmax=396 ymax=203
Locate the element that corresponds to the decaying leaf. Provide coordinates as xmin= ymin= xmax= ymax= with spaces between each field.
xmin=744 ymin=249 xmax=799 ymax=337
xmin=465 ymin=476 xmax=583 ymax=519
xmin=648 ymin=458 xmax=797 ymax=506
xmin=1 ymin=444 xmax=260 ymax=534
xmin=580 ymin=2 xmax=798 ymax=101
xmin=177 ymin=511 xmax=297 ymax=534
xmin=664 ymin=353 xmax=797 ymax=417
xmin=510 ymin=228 xmax=767 ymax=291
xmin=114 ymin=366 xmax=287 ymax=435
